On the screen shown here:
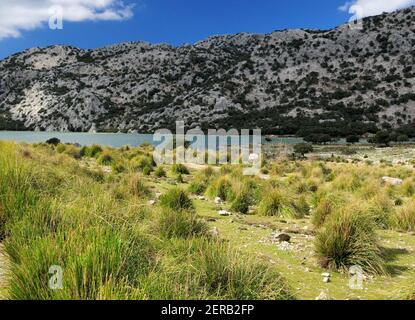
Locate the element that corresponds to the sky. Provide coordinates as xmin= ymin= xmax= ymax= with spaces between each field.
xmin=0 ymin=0 xmax=414 ymax=59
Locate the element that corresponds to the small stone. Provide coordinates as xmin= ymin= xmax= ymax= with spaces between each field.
xmin=214 ymin=197 xmax=223 ymax=204
xmin=275 ymin=233 xmax=291 ymax=243
xmin=218 ymin=210 xmax=231 ymax=216
xmin=323 ymin=277 xmax=331 ymax=283
xmin=382 ymin=176 xmax=403 ymax=186
xmin=210 ymin=227 xmax=220 ymax=238
xmin=315 ymin=291 xmax=330 ymax=300
xmin=278 ymin=241 xmax=291 ymax=251
xmin=321 ymin=272 xmax=331 ymax=278
xmin=304 ymin=267 xmax=310 ymax=272
xmin=197 ymin=195 xmax=207 ymax=200
xmin=147 ymin=200 xmax=156 ymax=206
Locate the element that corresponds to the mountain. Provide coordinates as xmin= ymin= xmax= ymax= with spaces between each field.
xmin=0 ymin=8 xmax=415 ymax=136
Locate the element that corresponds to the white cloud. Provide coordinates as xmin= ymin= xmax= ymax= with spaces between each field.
xmin=0 ymin=0 xmax=134 ymax=40
xmin=339 ymin=0 xmax=415 ymax=19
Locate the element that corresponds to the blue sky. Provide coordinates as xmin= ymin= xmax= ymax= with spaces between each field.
xmin=0 ymin=0 xmax=413 ymax=59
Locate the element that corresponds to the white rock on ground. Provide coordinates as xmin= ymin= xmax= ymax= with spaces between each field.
xmin=382 ymin=177 xmax=403 ymax=186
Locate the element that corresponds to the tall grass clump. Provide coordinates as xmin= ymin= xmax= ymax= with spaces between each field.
xmin=126 ymin=174 xmax=151 ymax=198
xmin=188 ymin=171 xmax=212 ymax=195
xmin=392 ymin=200 xmax=415 ymax=231
xmin=331 ymin=172 xmax=361 ymax=191
xmin=154 ymin=166 xmax=166 ymax=178
xmin=401 ymin=179 xmax=415 ymax=197
xmin=132 ymin=155 xmax=154 ymax=173
xmin=257 ymin=189 xmax=297 ymax=218
xmin=312 ymin=192 xmax=345 ymax=227
xmin=230 ymin=181 xmax=254 ymax=214
xmin=97 ymin=152 xmax=114 ymax=165
xmin=315 ymin=206 xmax=386 ymax=274
xmin=80 ymin=145 xmax=103 ymax=158
xmin=149 ymin=239 xmax=294 ymax=300
xmin=206 ymin=175 xmax=234 ymax=201
xmin=159 ymin=188 xmax=194 ymax=211
xmin=191 ymin=240 xmax=293 ymax=299
xmin=366 ymin=193 xmax=394 ymax=229
xmin=172 ymin=164 xmax=189 ymax=175
xmin=157 ymin=209 xmax=208 ymax=239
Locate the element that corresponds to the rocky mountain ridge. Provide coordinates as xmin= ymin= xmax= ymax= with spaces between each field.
xmin=0 ymin=7 xmax=415 ymax=136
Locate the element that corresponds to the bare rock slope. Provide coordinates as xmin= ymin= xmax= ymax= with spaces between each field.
xmin=0 ymin=8 xmax=414 ymax=134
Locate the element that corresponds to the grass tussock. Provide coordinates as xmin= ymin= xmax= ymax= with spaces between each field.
xmin=157 ymin=209 xmax=208 ymax=239
xmin=315 ymin=205 xmax=386 ymax=275
xmin=257 ymin=189 xmax=302 ymax=218
xmin=392 ymin=200 xmax=415 ymax=231
xmin=159 ymin=188 xmax=194 ymax=211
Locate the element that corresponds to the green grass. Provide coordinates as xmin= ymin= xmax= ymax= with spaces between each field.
xmin=2 ymin=141 xmax=415 ymax=300
xmin=0 ymin=142 xmax=294 ymax=300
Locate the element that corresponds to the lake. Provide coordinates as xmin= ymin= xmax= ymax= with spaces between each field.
xmin=0 ymin=131 xmax=305 ymax=148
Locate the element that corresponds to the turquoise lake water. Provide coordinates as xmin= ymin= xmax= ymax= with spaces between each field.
xmin=0 ymin=131 xmax=305 ymax=148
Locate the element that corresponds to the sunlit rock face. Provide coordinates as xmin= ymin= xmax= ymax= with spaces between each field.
xmin=0 ymin=8 xmax=414 ymax=133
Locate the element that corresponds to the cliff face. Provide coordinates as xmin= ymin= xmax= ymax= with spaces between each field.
xmin=0 ymin=8 xmax=414 ymax=134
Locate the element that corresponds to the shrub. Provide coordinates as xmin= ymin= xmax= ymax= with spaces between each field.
xmin=127 ymin=175 xmax=151 ymax=198
xmin=315 ymin=207 xmax=386 ymax=274
xmin=176 ymin=174 xmax=184 ymax=183
xmin=202 ymin=166 xmax=215 ymax=178
xmin=346 ymin=135 xmax=360 ymax=144
xmin=81 ymin=145 xmax=103 ymax=158
xmin=230 ymin=188 xmax=252 ymax=214
xmin=172 ymin=164 xmax=189 ymax=175
xmin=97 ymin=153 xmax=113 ymax=165
xmin=154 ymin=166 xmax=166 ymax=178
xmin=64 ymin=145 xmax=81 ymax=159
xmin=257 ymin=189 xmax=295 ymax=217
xmin=188 ymin=175 xmax=209 ymax=195
xmin=56 ymin=144 xmax=66 ymax=154
xmin=112 ymin=162 xmax=126 ymax=174
xmin=143 ymin=166 xmax=152 ymax=176
xmin=157 ymin=209 xmax=207 ymax=238
xmin=206 ymin=176 xmax=234 ymax=201
xmin=132 ymin=156 xmax=154 ymax=172
xmin=46 ymin=138 xmax=61 ymax=146
xmin=293 ymin=143 xmax=313 ymax=157
xmin=159 ymin=188 xmax=193 ymax=211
